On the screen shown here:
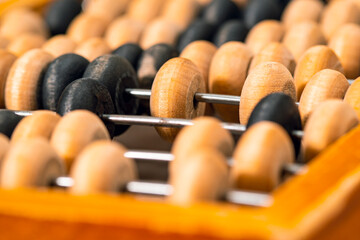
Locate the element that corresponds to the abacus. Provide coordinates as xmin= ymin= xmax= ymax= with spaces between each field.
xmin=0 ymin=0 xmax=360 ymax=239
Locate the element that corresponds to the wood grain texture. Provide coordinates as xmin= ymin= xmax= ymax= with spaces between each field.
xmin=0 ymin=49 xmax=16 ymax=108
xmin=344 ymin=77 xmax=360 ymax=118
xmin=42 ymin=35 xmax=77 ymax=58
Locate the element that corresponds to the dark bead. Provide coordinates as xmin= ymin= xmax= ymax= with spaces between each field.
xmin=213 ymin=20 xmax=248 ymax=47
xmin=57 ymin=78 xmax=116 ymax=137
xmin=112 ymin=43 xmax=143 ymax=71
xmin=244 ymin=0 xmax=282 ymax=29
xmin=247 ymin=93 xmax=302 ymax=160
xmin=202 ymin=0 xmax=242 ymax=27
xmin=42 ymin=53 xmax=89 ymax=111
xmin=177 ymin=19 xmax=216 ymax=52
xmin=45 ymin=0 xmax=82 ymax=36
xmin=0 ymin=110 xmax=23 ymax=138
xmin=83 ymin=55 xmax=139 ymax=135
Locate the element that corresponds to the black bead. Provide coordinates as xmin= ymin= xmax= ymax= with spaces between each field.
xmin=247 ymin=93 xmax=302 ymax=159
xmin=112 ymin=43 xmax=143 ymax=71
xmin=57 ymin=78 xmax=116 ymax=137
xmin=42 ymin=53 xmax=89 ymax=111
xmin=213 ymin=20 xmax=248 ymax=47
xmin=0 ymin=110 xmax=23 ymax=138
xmin=244 ymin=0 xmax=282 ymax=29
xmin=177 ymin=19 xmax=216 ymax=52
xmin=83 ymin=55 xmax=139 ymax=135
xmin=45 ymin=0 xmax=82 ymax=36
xmin=201 ymin=0 xmax=242 ymax=27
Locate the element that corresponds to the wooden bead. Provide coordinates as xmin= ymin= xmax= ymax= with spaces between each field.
xmin=209 ymin=41 xmax=253 ymax=122
xmin=240 ymin=62 xmax=296 ymax=125
xmin=328 ymin=24 xmax=360 ymax=79
xmin=0 ymin=50 xmax=16 ymax=108
xmin=45 ymin=0 xmax=82 ymax=35
xmin=281 ymin=0 xmax=324 ymax=29
xmin=161 ymin=0 xmax=199 ymax=31
xmin=282 ymin=21 xmax=325 ymax=62
xmin=50 ymin=110 xmax=110 ymax=170
xmin=112 ymin=43 xmax=143 ymax=71
xmin=247 ymin=93 xmax=302 ymax=158
xmin=74 ymin=37 xmax=111 ymax=61
xmin=169 ymin=148 xmax=228 ymax=205
xmin=180 ymin=40 xmax=217 ymax=92
xmin=70 ymin=140 xmax=137 ymax=195
xmin=140 ymin=18 xmax=181 ymax=50
xmin=245 ymin=20 xmax=285 ymax=54
xmin=127 ymin=0 xmax=164 ymax=24
xmin=1 ymin=138 xmax=65 ymax=189
xmin=320 ymin=0 xmax=360 ymax=40
xmin=299 ymin=69 xmax=349 ymax=124
xmin=0 ymin=133 xmax=10 ymax=184
xmin=7 ymin=33 xmax=46 ymax=56
xmin=5 ymin=49 xmax=54 ymax=110
xmin=244 ymin=0 xmax=282 ymax=29
xmin=42 ymin=53 xmax=89 ymax=111
xmin=0 ymin=110 xmax=23 ymax=138
xmin=42 ymin=35 xmax=77 ymax=58
xmin=171 ymin=117 xmax=234 ymax=174
xmin=0 ymin=8 xmax=49 ymax=40
xmin=0 ymin=35 xmax=9 ymax=49
xmin=294 ymin=45 xmax=344 ymax=100
xmin=84 ymin=0 xmax=129 ymax=23
xmin=104 ymin=17 xmax=145 ymax=50
xmin=344 ymin=77 xmax=360 ymax=118
xmin=231 ymin=121 xmax=294 ymax=192
xmin=212 ymin=20 xmax=248 ymax=47
xmin=11 ymin=110 xmax=61 ymax=144
xmin=150 ymin=57 xmax=205 ymax=142
xmin=303 ymin=100 xmax=359 ymax=162
xmin=201 ymin=0 xmax=241 ymax=27
xmin=67 ymin=13 xmax=108 ymax=44
xmin=249 ymin=42 xmax=295 ymax=75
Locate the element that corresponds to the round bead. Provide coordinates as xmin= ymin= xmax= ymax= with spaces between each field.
xmin=0 ymin=133 xmax=10 ymax=184
xmin=344 ymin=77 xmax=360 ymax=118
xmin=161 ymin=0 xmax=199 ymax=31
xmin=244 ymin=0 xmax=282 ymax=29
xmin=0 ymin=110 xmax=23 ymax=138
xmin=1 ymin=138 xmax=65 ymax=189
xmin=70 ymin=140 xmax=137 ymax=195
xmin=42 ymin=53 xmax=89 ymax=111
xmin=150 ymin=57 xmax=205 ymax=141
xmin=240 ymin=62 xmax=296 ymax=125
xmin=127 ymin=0 xmax=164 ymax=24
xmin=7 ymin=33 xmax=46 ymax=56
xmin=201 ymin=0 xmax=241 ymax=27
xmin=42 ymin=35 xmax=77 ymax=58
xmin=212 ymin=20 xmax=248 ymax=47
xmin=231 ymin=121 xmax=294 ymax=191
xmin=0 ymin=50 xmax=16 ymax=108
xmin=83 ymin=0 xmax=129 ymax=23
xmin=74 ymin=37 xmax=110 ymax=61
xmin=112 ymin=43 xmax=143 ymax=71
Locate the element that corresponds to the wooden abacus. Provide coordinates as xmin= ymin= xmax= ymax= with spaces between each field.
xmin=0 ymin=0 xmax=360 ymax=239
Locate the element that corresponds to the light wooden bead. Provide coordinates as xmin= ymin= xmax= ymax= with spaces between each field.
xmin=231 ymin=121 xmax=294 ymax=192
xmin=303 ymin=100 xmax=359 ymax=162
xmin=329 ymin=24 xmax=360 ymax=79
xmin=70 ymin=140 xmax=137 ymax=195
xmin=0 ymin=35 xmax=9 ymax=49
xmin=294 ymin=45 xmax=344 ymax=100
xmin=7 ymin=33 xmax=46 ymax=56
xmin=161 ymin=0 xmax=199 ymax=31
xmin=83 ymin=0 xmax=130 ymax=23
xmin=140 ymin=18 xmax=181 ymax=49
xmin=344 ymin=77 xmax=360 ymax=118
xmin=0 ymin=50 xmax=16 ymax=108
xmin=171 ymin=117 xmax=234 ymax=174
xmin=240 ymin=62 xmax=296 ymax=125
xmin=150 ymin=57 xmax=205 ymax=142
xmin=245 ymin=20 xmax=285 ymax=54
xmin=169 ymin=148 xmax=228 ymax=205
xmin=42 ymin=35 xmax=77 ymax=58
xmin=67 ymin=13 xmax=108 ymax=44
xmin=50 ymin=110 xmax=110 ymax=171
xmin=283 ymin=21 xmax=325 ymax=62
xmin=1 ymin=138 xmax=65 ymax=189
xmin=299 ymin=69 xmax=349 ymax=124
xmin=0 ymin=133 xmax=10 ymax=185
xmin=74 ymin=37 xmax=111 ymax=61
xmin=209 ymin=41 xmax=253 ymax=122
xmin=320 ymin=1 xmax=360 ymax=40
xmin=281 ymin=0 xmax=324 ymax=29
xmin=5 ymin=49 xmax=54 ymax=110
xmin=105 ymin=17 xmax=145 ymax=50
xmin=11 ymin=110 xmax=61 ymax=144
xmin=249 ymin=42 xmax=296 ymax=75
xmin=0 ymin=8 xmax=49 ymax=40
xmin=126 ymin=0 xmax=164 ymax=24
